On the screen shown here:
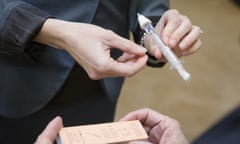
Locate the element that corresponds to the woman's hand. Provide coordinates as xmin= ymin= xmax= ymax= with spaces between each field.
xmin=35 ymin=19 xmax=148 ymax=80
xmin=144 ymin=9 xmax=202 ymax=60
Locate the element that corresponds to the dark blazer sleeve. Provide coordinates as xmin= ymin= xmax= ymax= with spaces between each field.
xmin=129 ymin=0 xmax=169 ymax=67
xmin=0 ymin=1 xmax=51 ymax=62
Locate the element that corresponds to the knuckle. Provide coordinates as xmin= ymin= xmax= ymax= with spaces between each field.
xmin=126 ymin=70 xmax=137 ymax=77
xmin=181 ymin=15 xmax=189 ymax=21
xmin=172 ymin=18 xmax=181 ymax=26
xmin=105 ymin=30 xmax=116 ymax=37
xmin=172 ymin=119 xmax=181 ymax=128
xmin=185 ymin=19 xmax=192 ymax=28
xmin=163 ymin=9 xmax=179 ymax=17
xmin=142 ymin=108 xmax=153 ymax=113
xmin=95 ymin=60 xmax=110 ymax=73
xmin=163 ymin=116 xmax=180 ymax=128
xmin=89 ymin=75 xmax=99 ymax=80
xmin=197 ymin=26 xmax=202 ymax=33
xmin=88 ymin=72 xmax=100 ymax=80
xmin=87 ymin=65 xmax=107 ymax=80
xmin=103 ymin=30 xmax=116 ymax=41
xmin=170 ymin=9 xmax=179 ymax=15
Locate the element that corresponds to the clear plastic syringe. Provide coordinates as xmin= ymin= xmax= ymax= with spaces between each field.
xmin=137 ymin=13 xmax=191 ymax=81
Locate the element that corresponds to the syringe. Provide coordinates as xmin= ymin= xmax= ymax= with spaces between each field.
xmin=137 ymin=13 xmax=191 ymax=81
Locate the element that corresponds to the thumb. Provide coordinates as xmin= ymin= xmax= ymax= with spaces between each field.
xmin=106 ymin=32 xmax=147 ymax=55
xmin=35 ymin=116 xmax=63 ymax=144
xmin=128 ymin=141 xmax=153 ymax=144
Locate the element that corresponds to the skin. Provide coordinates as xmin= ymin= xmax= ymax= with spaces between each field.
xmin=34 ymin=116 xmax=63 ymax=144
xmin=34 ymin=9 xmax=202 ymax=80
xmin=144 ymin=9 xmax=202 ymax=60
xmin=120 ymin=108 xmax=189 ymax=144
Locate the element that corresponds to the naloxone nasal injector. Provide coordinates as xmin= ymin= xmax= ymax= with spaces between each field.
xmin=137 ymin=13 xmax=191 ymax=81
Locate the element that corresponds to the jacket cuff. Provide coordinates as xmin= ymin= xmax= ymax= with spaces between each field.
xmin=146 ymin=52 xmax=166 ymax=67
xmin=0 ymin=2 xmax=51 ymax=62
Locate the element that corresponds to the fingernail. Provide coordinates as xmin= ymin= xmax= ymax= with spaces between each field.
xmin=180 ymin=42 xmax=186 ymax=50
xmin=170 ymin=38 xmax=177 ymax=47
xmin=163 ymin=36 xmax=169 ymax=45
xmin=138 ymin=46 xmax=147 ymax=52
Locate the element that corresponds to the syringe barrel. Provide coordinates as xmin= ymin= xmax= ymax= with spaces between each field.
xmin=143 ymin=24 xmax=181 ymax=66
xmin=138 ymin=13 xmax=191 ymax=80
xmin=151 ymin=32 xmax=181 ymax=67
xmin=150 ymin=30 xmax=191 ymax=81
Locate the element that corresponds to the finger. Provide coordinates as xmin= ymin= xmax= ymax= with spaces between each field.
xmin=149 ymin=125 xmax=164 ymax=144
xmin=168 ymin=16 xmax=192 ymax=48
xmin=160 ymin=9 xmax=182 ymax=45
xmin=143 ymin=34 xmax=163 ymax=59
xmin=119 ymin=108 xmax=150 ymax=121
xmin=35 ymin=116 xmax=63 ymax=144
xmin=148 ymin=44 xmax=163 ymax=59
xmin=108 ymin=55 xmax=148 ymax=77
xmin=117 ymin=53 xmax=137 ymax=62
xmin=172 ymin=46 xmax=183 ymax=58
xmin=181 ymin=39 xmax=202 ymax=56
xmin=105 ymin=31 xmax=147 ymax=55
xmin=92 ymin=55 xmax=148 ymax=79
xmin=149 ymin=118 xmax=189 ymax=144
xmin=128 ymin=141 xmax=153 ymax=144
xmin=82 ymin=53 xmax=147 ymax=80
xmin=149 ymin=119 xmax=183 ymax=144
xmin=134 ymin=109 xmax=187 ymax=144
xmin=179 ymin=25 xmax=202 ymax=50
xmin=34 ymin=138 xmax=51 ymax=144
xmin=119 ymin=108 xmax=167 ymax=128
xmin=119 ymin=108 xmax=173 ymax=139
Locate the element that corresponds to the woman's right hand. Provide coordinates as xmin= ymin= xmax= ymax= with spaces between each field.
xmin=34 ymin=19 xmax=148 ymax=79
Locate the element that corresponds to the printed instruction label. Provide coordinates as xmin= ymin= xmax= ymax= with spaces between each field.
xmin=57 ymin=120 xmax=148 ymax=144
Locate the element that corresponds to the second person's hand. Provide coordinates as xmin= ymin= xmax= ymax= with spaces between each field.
xmin=34 ymin=116 xmax=63 ymax=144
xmin=120 ymin=108 xmax=189 ymax=144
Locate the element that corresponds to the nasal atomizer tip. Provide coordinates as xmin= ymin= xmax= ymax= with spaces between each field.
xmin=137 ymin=13 xmax=152 ymax=29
